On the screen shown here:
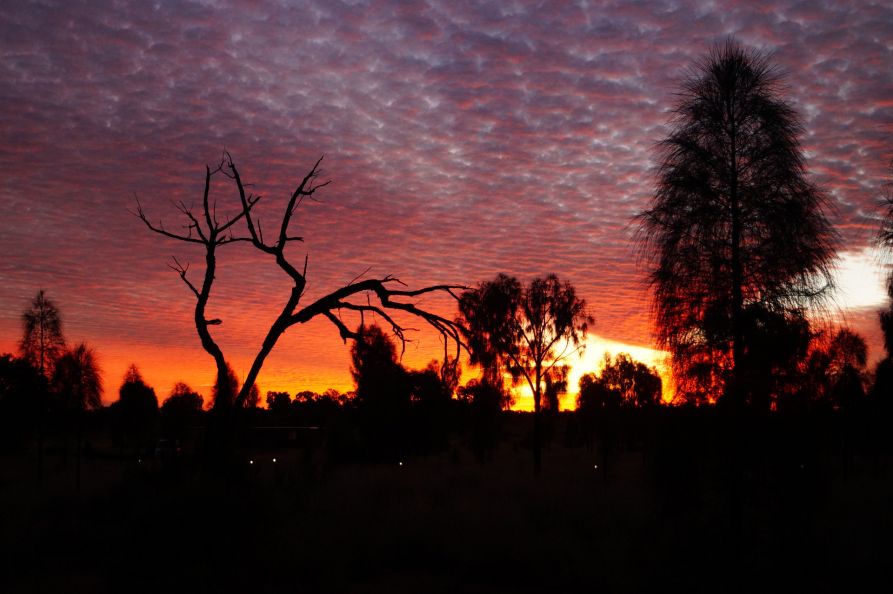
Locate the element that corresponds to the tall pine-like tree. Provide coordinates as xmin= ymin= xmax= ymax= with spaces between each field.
xmin=637 ymin=40 xmax=836 ymax=405
xmin=20 ymin=290 xmax=65 ymax=378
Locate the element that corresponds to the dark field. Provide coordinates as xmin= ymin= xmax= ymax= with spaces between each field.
xmin=3 ymin=413 xmax=893 ymax=593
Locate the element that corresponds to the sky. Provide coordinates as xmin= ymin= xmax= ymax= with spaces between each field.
xmin=1 ymin=0 xmax=891 ymax=408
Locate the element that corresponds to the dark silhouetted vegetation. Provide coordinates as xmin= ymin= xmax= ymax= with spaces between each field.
xmin=161 ymin=381 xmax=203 ymax=438
xmin=265 ymin=390 xmax=291 ymax=415
xmin=347 ymin=325 xmax=458 ymax=460
xmin=51 ymin=343 xmax=102 ymax=412
xmin=637 ymin=40 xmax=837 ymax=406
xmin=576 ymin=353 xmax=661 ymax=479
xmin=0 ymin=353 xmax=47 ymax=448
xmin=458 ymin=273 xmax=591 ymax=473
xmin=136 ymin=154 xmax=464 ymax=423
xmin=457 ymin=378 xmax=505 ymax=462
xmin=50 ymin=342 xmax=102 ymax=491
xmin=109 ymin=364 xmax=158 ymax=452
xmin=19 ymin=289 xmax=65 ymax=379
xmin=351 ymin=324 xmax=411 ymax=460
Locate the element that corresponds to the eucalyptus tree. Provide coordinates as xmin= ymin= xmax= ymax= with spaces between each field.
xmin=637 ymin=40 xmax=836 ymax=405
xmin=597 ymin=353 xmax=662 ymax=408
xmin=458 ymin=273 xmax=591 ymax=473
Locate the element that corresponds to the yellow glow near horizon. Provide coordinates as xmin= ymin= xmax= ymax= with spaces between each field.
xmin=508 ymin=334 xmax=672 ymax=411
xmin=115 ymin=332 xmax=671 ymax=412
xmin=19 ymin=242 xmax=886 ymax=412
xmin=832 ymin=247 xmax=889 ymax=310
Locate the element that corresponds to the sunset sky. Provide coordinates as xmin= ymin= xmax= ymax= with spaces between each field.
xmin=1 ymin=0 xmax=891 ymax=408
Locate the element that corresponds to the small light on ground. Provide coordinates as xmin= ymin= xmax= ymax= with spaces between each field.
xmin=593 ymin=464 xmax=598 ymax=470
xmin=249 ymin=460 xmax=254 ymax=465
xmin=273 ymin=458 xmax=277 ymax=463
xmin=398 ymin=461 xmax=403 ymax=466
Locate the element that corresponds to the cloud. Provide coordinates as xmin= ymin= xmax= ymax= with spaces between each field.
xmin=1 ymin=0 xmax=891 ymax=398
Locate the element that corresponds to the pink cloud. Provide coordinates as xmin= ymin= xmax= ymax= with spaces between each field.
xmin=1 ymin=0 xmax=891 ymax=398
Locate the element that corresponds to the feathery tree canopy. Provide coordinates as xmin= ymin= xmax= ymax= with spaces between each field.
xmin=20 ymin=290 xmax=65 ymax=378
xmin=637 ymin=40 xmax=836 ymax=405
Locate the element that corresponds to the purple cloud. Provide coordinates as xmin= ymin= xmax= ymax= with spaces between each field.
xmin=0 ymin=0 xmax=891 ymax=399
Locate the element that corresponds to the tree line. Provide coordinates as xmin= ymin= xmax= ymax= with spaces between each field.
xmin=0 ymin=286 xmax=641 ymax=465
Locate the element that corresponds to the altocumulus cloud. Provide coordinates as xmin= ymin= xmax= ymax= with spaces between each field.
xmin=0 ymin=0 xmax=891 ymax=397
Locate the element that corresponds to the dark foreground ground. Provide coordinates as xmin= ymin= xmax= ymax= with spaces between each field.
xmin=3 ymin=414 xmax=893 ymax=593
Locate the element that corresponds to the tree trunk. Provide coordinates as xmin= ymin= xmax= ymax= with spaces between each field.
xmin=75 ymin=407 xmax=82 ymax=493
xmin=728 ymin=109 xmax=745 ymax=412
xmin=726 ymin=101 xmax=746 ymax=555
xmin=36 ymin=395 xmax=45 ymax=485
xmin=533 ymin=365 xmax=542 ymax=475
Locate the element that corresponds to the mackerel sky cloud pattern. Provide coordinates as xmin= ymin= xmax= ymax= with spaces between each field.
xmin=1 ymin=0 xmax=891 ymax=398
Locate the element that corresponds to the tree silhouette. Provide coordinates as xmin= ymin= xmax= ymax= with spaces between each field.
xmin=453 ymin=273 xmax=515 ymax=410
xmin=874 ymin=163 xmax=893 ymax=402
xmin=542 ymin=366 xmax=568 ymax=413
xmin=577 ymin=372 xmax=622 ymax=414
xmin=875 ymin=279 xmax=893 ymax=403
xmin=111 ymin=364 xmax=159 ymax=450
xmin=266 ymin=391 xmax=291 ymax=415
xmin=20 ymin=289 xmax=65 ymax=379
xmin=245 ymin=383 xmax=260 ymax=410
xmin=738 ymin=306 xmax=812 ymax=411
xmin=51 ymin=342 xmax=101 ymax=491
xmin=826 ymin=328 xmax=868 ymax=410
xmin=878 ymin=161 xmax=893 ymax=256
xmin=822 ymin=328 xmax=869 ymax=476
xmin=350 ymin=325 xmax=406 ymax=394
xmin=458 ymin=378 xmax=505 ymax=462
xmin=871 ymin=287 xmax=893 ymax=435
xmin=869 ymin=171 xmax=893 ymax=459
xmin=577 ymin=371 xmax=621 ymax=477
xmin=210 ymin=361 xmax=239 ymax=410
xmin=350 ymin=324 xmax=410 ymax=459
xmin=118 ymin=364 xmax=159 ymax=410
xmin=52 ymin=343 xmax=102 ymax=411
xmin=164 ymin=381 xmax=204 ymax=412
xmin=458 ymin=273 xmax=591 ymax=473
xmin=294 ymin=390 xmax=316 ymax=402
xmin=636 ymin=40 xmax=836 ymax=405
xmin=407 ymin=361 xmax=456 ymax=454
xmin=0 ymin=354 xmax=47 ymax=446
xmin=597 ymin=353 xmax=662 ymax=408
xmin=801 ymin=333 xmax=835 ymax=407
xmin=161 ymin=381 xmax=204 ymax=438
xmin=136 ymin=154 xmax=464 ymax=417
xmin=797 ymin=327 xmax=869 ymax=409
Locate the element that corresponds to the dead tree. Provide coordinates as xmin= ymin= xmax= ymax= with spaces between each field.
xmin=136 ymin=154 xmax=464 ymax=411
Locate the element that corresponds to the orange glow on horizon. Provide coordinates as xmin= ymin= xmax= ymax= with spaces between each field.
xmin=508 ymin=333 xmax=673 ymax=411
xmin=1 ymin=329 xmax=672 ymax=410
xmin=63 ymin=247 xmax=889 ymax=410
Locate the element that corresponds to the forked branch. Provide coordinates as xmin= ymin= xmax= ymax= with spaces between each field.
xmin=137 ymin=153 xmax=468 ymax=411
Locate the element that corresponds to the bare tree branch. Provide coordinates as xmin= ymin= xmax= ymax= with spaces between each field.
xmin=167 ymin=257 xmax=200 ymax=299
xmin=134 ymin=198 xmax=204 ymax=244
xmin=138 ymin=153 xmax=468 ymax=413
